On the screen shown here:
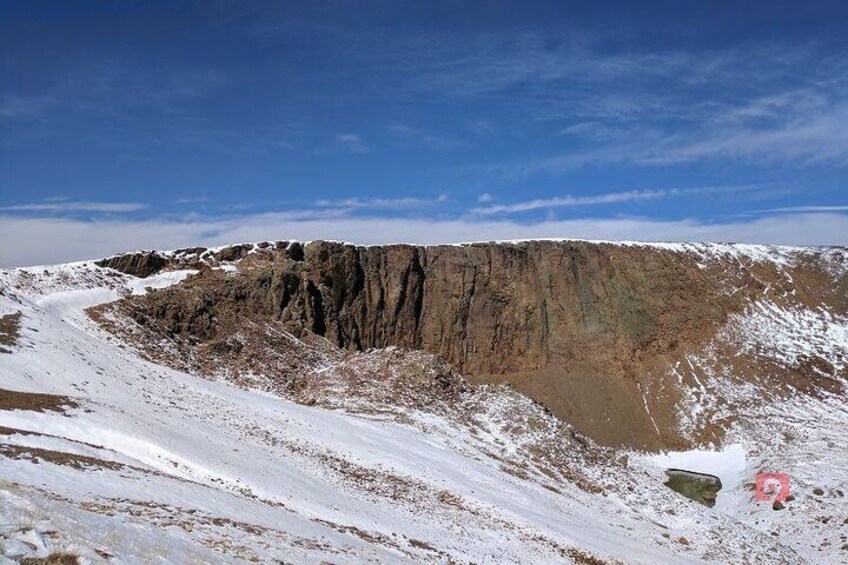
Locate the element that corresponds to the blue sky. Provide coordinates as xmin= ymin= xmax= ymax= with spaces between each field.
xmin=1 ymin=1 xmax=847 ymax=265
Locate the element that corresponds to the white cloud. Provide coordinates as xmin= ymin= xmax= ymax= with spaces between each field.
xmin=470 ymin=185 xmax=753 ymax=216
xmin=746 ymin=205 xmax=848 ymax=214
xmin=472 ymin=189 xmax=666 ymax=215
xmin=639 ymin=100 xmax=848 ymax=167
xmin=315 ymin=195 xmax=447 ymax=210
xmin=0 ymin=201 xmax=148 ymax=213
xmin=413 ymin=34 xmax=848 ymax=171
xmin=175 ymin=196 xmax=210 ymax=205
xmin=507 ymin=94 xmax=848 ymax=175
xmin=1 ymin=211 xmax=845 ymax=268
xmin=477 ymin=192 xmax=493 ymax=203
xmin=334 ymin=133 xmax=368 ymax=153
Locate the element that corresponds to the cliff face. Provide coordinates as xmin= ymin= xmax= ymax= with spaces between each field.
xmin=97 ymin=240 xmax=848 ymax=449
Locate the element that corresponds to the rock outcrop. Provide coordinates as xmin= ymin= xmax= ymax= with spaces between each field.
xmin=94 ymin=240 xmax=848 ymax=449
xmin=95 ymin=252 xmax=169 ymax=278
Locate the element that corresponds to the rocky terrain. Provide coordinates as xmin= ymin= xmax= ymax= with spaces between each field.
xmin=1 ymin=239 xmax=846 ymax=563
xmin=97 ymin=240 xmax=847 ymax=450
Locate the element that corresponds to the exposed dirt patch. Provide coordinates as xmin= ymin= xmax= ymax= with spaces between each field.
xmin=312 ymin=518 xmax=402 ymax=551
xmin=88 ymin=291 xmax=342 ymax=398
xmin=0 ymin=389 xmax=78 ymax=414
xmin=0 ymin=425 xmax=41 ymax=436
xmin=0 ymin=311 xmax=22 ymax=353
xmin=73 ymin=496 xmax=352 ymax=563
xmin=565 ymin=547 xmax=619 ymax=565
xmin=0 ymin=426 xmax=112 ymax=452
xmin=20 ymin=554 xmax=80 ymax=565
xmin=408 ymin=538 xmax=437 ymax=551
xmin=299 ymin=348 xmax=469 ymax=415
xmin=520 ymin=531 xmax=622 ymax=564
xmin=0 ymin=444 xmax=124 ymax=471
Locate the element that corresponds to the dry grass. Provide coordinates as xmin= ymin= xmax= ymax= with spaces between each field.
xmin=20 ymin=554 xmax=80 ymax=564
xmin=565 ymin=547 xmax=618 ymax=565
xmin=0 ymin=389 xmax=78 ymax=414
xmin=0 ymin=311 xmax=22 ymax=353
xmin=0 ymin=444 xmax=124 ymax=471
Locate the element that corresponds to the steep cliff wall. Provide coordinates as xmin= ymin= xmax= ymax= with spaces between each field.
xmin=98 ymin=240 xmax=848 ymax=449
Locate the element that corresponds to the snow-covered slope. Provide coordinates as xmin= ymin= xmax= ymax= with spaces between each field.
xmin=0 ymin=244 xmax=846 ymax=563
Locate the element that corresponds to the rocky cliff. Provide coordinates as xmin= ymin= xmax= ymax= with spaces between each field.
xmin=94 ymin=240 xmax=848 ymax=449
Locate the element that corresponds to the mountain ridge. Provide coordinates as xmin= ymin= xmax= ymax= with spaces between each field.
xmin=93 ymin=239 xmax=847 ymax=450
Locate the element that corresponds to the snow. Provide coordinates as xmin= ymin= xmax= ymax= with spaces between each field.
xmin=0 ymin=246 xmax=845 ymax=563
xmin=1 ymin=262 xmax=732 ymax=563
xmin=655 ymin=290 xmax=848 ymax=560
xmin=639 ymin=445 xmax=748 ymax=511
xmin=17 ymin=269 xmax=197 ymax=332
xmin=727 ymin=300 xmax=848 ymax=371
xmin=443 ymin=238 xmax=814 ymax=264
xmin=126 ymin=269 xmax=197 ymax=294
xmin=637 ymin=381 xmax=661 ymax=438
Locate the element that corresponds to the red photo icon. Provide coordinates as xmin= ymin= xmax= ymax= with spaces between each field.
xmin=755 ymin=472 xmax=790 ymax=503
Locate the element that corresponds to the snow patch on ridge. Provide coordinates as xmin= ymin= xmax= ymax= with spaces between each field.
xmin=724 ymin=300 xmax=848 ymax=371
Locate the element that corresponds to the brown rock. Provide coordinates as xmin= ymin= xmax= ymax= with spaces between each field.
xmin=95 ymin=240 xmax=848 ymax=450
xmin=211 ymin=244 xmax=253 ymax=262
xmin=95 ymin=251 xmax=169 ymax=278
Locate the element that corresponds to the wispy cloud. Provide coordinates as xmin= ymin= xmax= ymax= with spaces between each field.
xmin=498 ymin=95 xmax=848 ymax=175
xmin=411 ymin=32 xmax=692 ymax=97
xmin=410 ymin=32 xmax=819 ymax=101
xmin=387 ymin=123 xmax=465 ymax=151
xmin=745 ymin=204 xmax=848 ymax=214
xmin=315 ymin=194 xmax=448 ymax=210
xmin=334 ymin=133 xmax=369 ymax=153
xmin=0 ymin=200 xmax=148 ymax=213
xmin=471 ymin=185 xmax=756 ymax=216
xmin=636 ymin=94 xmax=848 ymax=167
xmin=2 ymin=65 xmax=227 ymax=122
xmin=175 ymin=196 xmax=210 ymax=205
xmin=0 ymin=95 xmax=55 ymax=120
xmin=401 ymin=31 xmax=848 ymax=170
xmin=472 ymin=189 xmax=665 ymax=215
xmin=2 ymin=211 xmax=846 ymax=268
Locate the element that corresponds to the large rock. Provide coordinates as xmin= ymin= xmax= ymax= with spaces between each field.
xmin=95 ymin=251 xmax=169 ymax=278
